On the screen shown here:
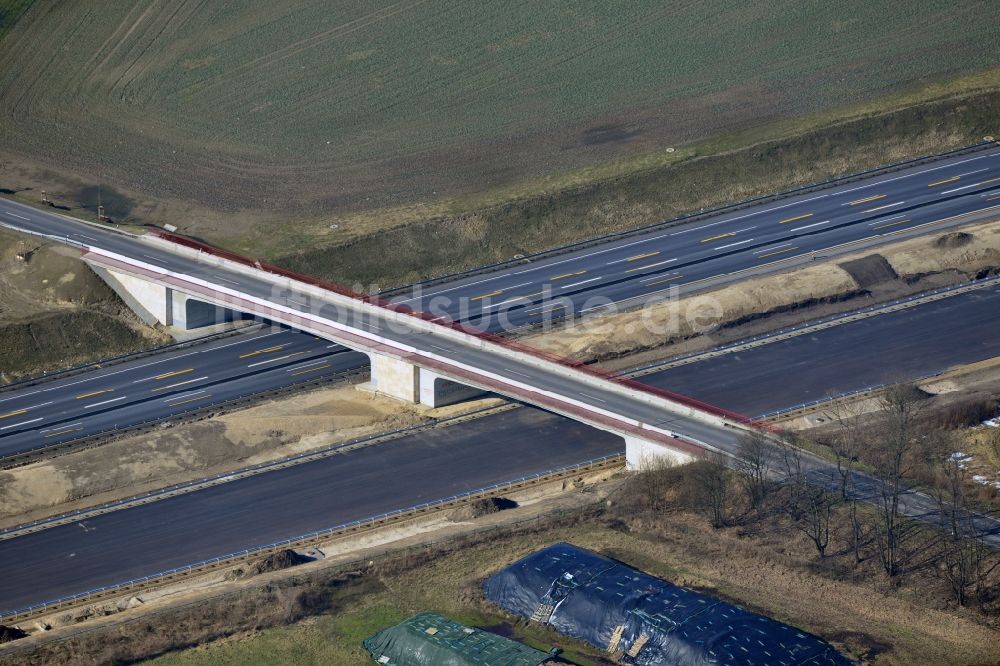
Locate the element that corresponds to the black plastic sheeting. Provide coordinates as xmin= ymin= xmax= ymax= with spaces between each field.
xmin=484 ymin=543 xmax=852 ymax=666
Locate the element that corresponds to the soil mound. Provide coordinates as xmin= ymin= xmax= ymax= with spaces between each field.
xmin=935 ymin=231 xmax=974 ymax=248
xmin=228 ymin=549 xmax=312 ymax=580
xmin=449 ymin=497 xmax=517 ymax=521
xmin=838 ymin=254 xmax=898 ymax=288
xmin=0 ymin=625 xmax=27 ymax=643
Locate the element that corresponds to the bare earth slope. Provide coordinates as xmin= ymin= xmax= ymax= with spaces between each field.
xmin=0 ymin=228 xmax=167 ymax=382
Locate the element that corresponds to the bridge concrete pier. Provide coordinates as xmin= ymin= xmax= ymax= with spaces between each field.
xmin=624 ymin=435 xmax=697 ymax=470
xmin=364 ymin=354 xmax=487 ymax=407
xmin=87 ymin=263 xmax=240 ymax=332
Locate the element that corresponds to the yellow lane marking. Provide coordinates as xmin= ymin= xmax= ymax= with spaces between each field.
xmin=927 ymin=176 xmax=960 ymax=187
xmin=0 ymin=409 xmax=28 ymax=420
xmin=976 ymin=176 xmax=1000 ymax=186
xmin=153 ymin=368 xmax=194 ymax=381
xmin=167 ymin=395 xmax=211 ymax=407
xmin=645 ymin=275 xmax=683 ymax=287
xmin=470 ymin=290 xmax=503 ymax=301
xmin=700 ymin=232 xmax=736 ymax=243
xmin=75 ymin=389 xmax=112 ymax=400
xmin=626 ymin=251 xmax=660 ymax=262
xmin=549 ymin=271 xmax=586 ymax=281
xmin=778 ymin=213 xmax=814 ymax=224
xmin=872 ymin=218 xmax=910 ymax=231
xmin=987 ymin=194 xmax=1000 ymax=201
xmin=757 ymin=246 xmax=799 ymax=259
xmin=44 ymin=427 xmax=84 ymax=439
xmin=239 ymin=344 xmax=285 ymax=359
xmin=291 ymin=363 xmax=332 ymax=376
xmin=151 ymin=376 xmax=207 ymax=392
xmin=517 ymin=291 xmax=544 ymax=300
xmin=848 ymin=194 xmax=885 ymax=205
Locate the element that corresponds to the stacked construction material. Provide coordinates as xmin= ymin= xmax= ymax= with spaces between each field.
xmin=484 ymin=543 xmax=851 ymax=666
xmin=364 ymin=611 xmax=555 ymax=666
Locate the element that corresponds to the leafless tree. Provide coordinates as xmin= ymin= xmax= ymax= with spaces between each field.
xmin=987 ymin=426 xmax=1000 ymax=466
xmin=929 ymin=432 xmax=1000 ymax=606
xmin=779 ymin=436 xmax=835 ymax=557
xmin=868 ymin=383 xmax=927 ymax=580
xmin=823 ymin=399 xmax=869 ymax=562
xmin=734 ymin=431 xmax=775 ymax=510
xmin=633 ymin=455 xmax=677 ymax=511
xmin=686 ymin=453 xmax=731 ymax=528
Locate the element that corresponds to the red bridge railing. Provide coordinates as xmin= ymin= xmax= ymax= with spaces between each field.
xmin=149 ymin=230 xmax=769 ymax=430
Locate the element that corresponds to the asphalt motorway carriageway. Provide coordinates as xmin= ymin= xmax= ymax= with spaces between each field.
xmin=0 ymin=327 xmax=367 ymax=460
xmin=3 ymin=278 xmax=1000 ymax=614
xmin=0 ymin=408 xmax=622 ymax=614
xmin=392 ymin=145 xmax=1000 ymax=328
xmin=639 ymin=281 xmax=1000 ymax=417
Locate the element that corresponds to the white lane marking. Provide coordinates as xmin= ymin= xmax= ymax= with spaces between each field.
xmin=578 ymin=392 xmax=606 ymax=404
xmin=837 ymin=153 xmax=997 ymax=194
xmin=76 ymin=233 xmax=98 ymax=241
xmin=4 ymin=212 xmax=28 ymax=220
xmin=286 ymin=359 xmax=329 ymax=372
xmin=941 ymin=181 xmax=1000 ymax=195
xmin=288 ymin=298 xmax=309 ymax=307
xmin=40 ymin=422 xmax=83 ymax=434
xmin=957 ymin=168 xmax=990 ymax=177
xmin=0 ymin=344 xmax=218 ymax=400
xmin=396 ymin=232 xmax=683 ymax=302
xmin=429 ymin=344 xmax=451 ymax=353
xmin=506 ymin=369 xmax=531 ymax=378
xmin=863 ymin=201 xmax=905 ymax=212
xmin=866 ymin=214 xmax=906 ymax=226
xmin=141 ymin=253 xmax=166 ymax=262
xmin=0 ymin=417 xmax=43 ymax=430
xmin=626 ymin=258 xmax=677 ymax=271
xmin=791 ymin=219 xmax=831 ymax=231
xmin=165 ymin=389 xmax=207 ymax=402
xmin=325 ymin=344 xmax=340 ymax=348
xmin=210 ymin=330 xmax=286 ymax=351
xmin=669 ymin=195 xmax=829 ymax=236
xmin=214 ymin=275 xmax=240 ymax=285
xmin=9 ymin=400 xmax=55 ymax=411
xmin=525 ymin=301 xmax=568 ymax=314
xmin=641 ymin=272 xmax=680 ymax=283
xmin=84 ymin=396 xmax=128 ymax=408
xmin=560 ymin=277 xmax=602 ymax=289
xmin=753 ymin=243 xmax=793 ymax=254
xmin=714 ymin=238 xmax=754 ymax=250
xmin=481 ymin=298 xmax=523 ymax=311
xmin=154 ymin=375 xmax=209 ymax=386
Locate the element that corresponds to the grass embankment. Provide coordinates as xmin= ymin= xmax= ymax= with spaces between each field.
xmin=274 ymin=84 xmax=1000 ymax=287
xmin=0 ymin=1 xmax=33 ymax=40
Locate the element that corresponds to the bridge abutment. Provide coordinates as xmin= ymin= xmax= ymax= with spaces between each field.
xmin=86 ymin=263 xmax=240 ymax=333
xmin=363 ymin=354 xmax=487 ymax=407
xmin=624 ymin=435 xmax=697 ymax=470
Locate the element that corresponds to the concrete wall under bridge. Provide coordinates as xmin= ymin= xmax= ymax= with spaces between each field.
xmin=88 ymin=263 xmax=246 ymax=332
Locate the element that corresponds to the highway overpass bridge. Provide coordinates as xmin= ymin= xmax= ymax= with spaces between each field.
xmin=78 ymin=230 xmax=755 ymax=467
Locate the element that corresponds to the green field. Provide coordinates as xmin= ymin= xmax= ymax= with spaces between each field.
xmin=0 ymin=0 xmax=998 ymax=244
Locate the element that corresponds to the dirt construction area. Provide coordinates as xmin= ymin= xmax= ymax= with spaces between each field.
xmin=0 ymin=227 xmax=168 ymax=381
